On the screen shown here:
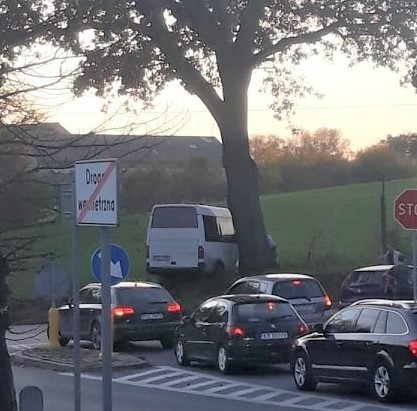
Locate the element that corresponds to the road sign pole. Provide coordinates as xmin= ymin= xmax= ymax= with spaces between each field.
xmin=100 ymin=226 xmax=112 ymax=411
xmin=71 ymin=215 xmax=81 ymax=411
xmin=413 ymin=230 xmax=417 ymax=303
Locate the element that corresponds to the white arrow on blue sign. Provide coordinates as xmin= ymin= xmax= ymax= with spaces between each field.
xmin=91 ymin=244 xmax=130 ymax=285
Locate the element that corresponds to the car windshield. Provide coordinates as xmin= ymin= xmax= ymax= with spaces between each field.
xmin=117 ymin=287 xmax=172 ymax=305
xmin=234 ymin=301 xmax=297 ymax=323
xmin=272 ymin=279 xmax=324 ymax=299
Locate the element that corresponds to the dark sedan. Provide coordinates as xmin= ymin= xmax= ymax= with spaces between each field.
xmin=174 ymin=294 xmax=308 ymax=374
xmin=58 ymin=281 xmax=182 ymax=349
xmin=292 ymin=299 xmax=417 ymax=403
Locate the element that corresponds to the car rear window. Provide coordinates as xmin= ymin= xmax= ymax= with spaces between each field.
xmin=348 ymin=271 xmax=384 ymax=286
xmin=117 ymin=287 xmax=172 ymax=305
xmin=151 ymin=206 xmax=198 ymax=228
xmin=272 ymin=279 xmax=324 ymax=299
xmin=234 ymin=301 xmax=297 ymax=323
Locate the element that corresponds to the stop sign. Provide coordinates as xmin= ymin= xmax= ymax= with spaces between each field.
xmin=394 ymin=189 xmax=417 ymax=230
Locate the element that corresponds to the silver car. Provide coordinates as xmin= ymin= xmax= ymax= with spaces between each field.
xmin=225 ymin=273 xmax=332 ymax=326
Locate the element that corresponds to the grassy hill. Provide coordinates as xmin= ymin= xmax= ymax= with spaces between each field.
xmin=8 ymin=177 xmax=417 ymax=304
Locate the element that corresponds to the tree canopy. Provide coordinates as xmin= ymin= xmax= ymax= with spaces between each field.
xmin=43 ymin=0 xmax=417 ymax=272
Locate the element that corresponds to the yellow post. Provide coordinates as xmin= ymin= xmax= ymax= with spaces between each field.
xmin=48 ymin=306 xmax=60 ymax=349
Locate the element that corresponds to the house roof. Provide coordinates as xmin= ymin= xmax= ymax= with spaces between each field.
xmin=7 ymin=123 xmax=222 ymax=169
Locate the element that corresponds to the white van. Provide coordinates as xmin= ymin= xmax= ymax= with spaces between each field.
xmin=146 ymin=204 xmax=239 ymax=276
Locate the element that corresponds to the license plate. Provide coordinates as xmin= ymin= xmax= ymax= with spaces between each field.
xmin=260 ymin=332 xmax=288 ymax=340
xmin=141 ymin=313 xmax=164 ymax=320
xmin=153 ymin=255 xmax=170 ymax=262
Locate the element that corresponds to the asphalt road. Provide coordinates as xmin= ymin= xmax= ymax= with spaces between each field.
xmin=7 ymin=325 xmax=417 ymax=411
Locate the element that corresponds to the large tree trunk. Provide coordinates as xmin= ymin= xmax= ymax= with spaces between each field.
xmin=0 ymin=251 xmax=17 ymax=411
xmin=218 ymin=65 xmax=272 ymax=275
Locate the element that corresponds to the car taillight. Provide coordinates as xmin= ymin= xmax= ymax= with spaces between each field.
xmin=167 ymin=302 xmax=181 ymax=313
xmin=112 ymin=306 xmax=135 ymax=317
xmin=198 ymin=245 xmax=205 ymax=259
xmin=227 ymin=326 xmax=244 ymax=338
xmin=298 ymin=324 xmax=309 ymax=335
xmin=323 ymin=295 xmax=332 ymax=310
xmin=408 ymin=340 xmax=417 ymax=357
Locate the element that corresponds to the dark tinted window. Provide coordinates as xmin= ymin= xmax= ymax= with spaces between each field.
xmin=326 ymin=308 xmax=360 ymax=333
xmin=79 ymin=288 xmax=100 ymax=304
xmin=355 ymin=308 xmax=380 ymax=333
xmin=203 ymin=215 xmax=220 ymax=241
xmin=79 ymin=288 xmax=91 ymax=304
xmin=117 ymin=287 xmax=172 ymax=305
xmin=272 ymin=279 xmax=324 ymax=299
xmin=151 ymin=207 xmax=198 ymax=228
xmin=246 ymin=281 xmax=260 ymax=294
xmin=227 ymin=282 xmax=249 ymax=294
xmin=207 ymin=302 xmax=228 ymax=323
xmin=194 ymin=300 xmax=217 ymax=322
xmin=234 ymin=301 xmax=297 ymax=323
xmin=386 ymin=312 xmax=407 ymax=334
xmin=348 ymin=270 xmax=385 ymax=286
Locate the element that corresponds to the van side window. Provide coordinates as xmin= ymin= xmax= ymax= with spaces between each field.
xmin=203 ymin=215 xmax=220 ymax=242
xmin=151 ymin=207 xmax=198 ymax=228
xmin=217 ymin=217 xmax=235 ymax=242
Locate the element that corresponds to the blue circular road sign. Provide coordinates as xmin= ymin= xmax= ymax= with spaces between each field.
xmin=91 ymin=244 xmax=130 ymax=285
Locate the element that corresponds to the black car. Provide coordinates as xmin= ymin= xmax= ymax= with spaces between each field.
xmin=225 ymin=273 xmax=332 ymax=326
xmin=292 ymin=299 xmax=417 ymax=402
xmin=57 ymin=281 xmax=182 ymax=349
xmin=174 ymin=294 xmax=308 ymax=374
xmin=339 ymin=264 xmax=413 ymax=307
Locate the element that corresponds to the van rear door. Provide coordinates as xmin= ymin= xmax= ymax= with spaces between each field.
xmin=149 ymin=239 xmax=198 ymax=269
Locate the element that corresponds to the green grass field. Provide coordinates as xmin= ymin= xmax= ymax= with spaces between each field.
xmin=8 ymin=177 xmax=417 ymax=302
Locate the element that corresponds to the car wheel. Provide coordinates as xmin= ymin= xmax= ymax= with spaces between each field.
xmin=175 ymin=338 xmax=189 ymax=366
xmin=160 ymin=335 xmax=174 ymax=349
xmin=90 ymin=322 xmax=101 ymax=350
xmin=216 ymin=346 xmax=232 ymax=374
xmin=370 ymin=360 xmax=398 ymax=403
xmin=292 ymin=351 xmax=317 ymax=391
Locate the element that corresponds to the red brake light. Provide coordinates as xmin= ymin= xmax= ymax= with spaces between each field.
xmin=112 ymin=306 xmax=135 ymax=317
xmin=408 ymin=340 xmax=417 ymax=357
xmin=198 ymin=245 xmax=205 ymax=259
xmin=267 ymin=302 xmax=276 ymax=311
xmin=227 ymin=326 xmax=244 ymax=338
xmin=167 ymin=302 xmax=181 ymax=313
xmin=298 ymin=324 xmax=309 ymax=335
xmin=323 ymin=295 xmax=332 ymax=310
xmin=292 ymin=280 xmax=301 ymax=286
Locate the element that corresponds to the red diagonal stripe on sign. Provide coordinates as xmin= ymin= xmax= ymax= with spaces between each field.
xmin=77 ymin=162 xmax=116 ymax=224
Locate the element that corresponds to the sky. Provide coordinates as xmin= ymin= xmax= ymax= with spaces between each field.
xmin=51 ymin=54 xmax=417 ymax=152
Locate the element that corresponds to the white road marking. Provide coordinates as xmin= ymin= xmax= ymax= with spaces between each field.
xmin=70 ymin=366 xmax=413 ymax=411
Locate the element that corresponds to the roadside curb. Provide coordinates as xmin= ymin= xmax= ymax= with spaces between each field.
xmin=11 ymin=347 xmax=149 ymax=373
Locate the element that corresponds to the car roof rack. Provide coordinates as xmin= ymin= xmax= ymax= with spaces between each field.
xmin=351 ymin=299 xmax=417 ymax=310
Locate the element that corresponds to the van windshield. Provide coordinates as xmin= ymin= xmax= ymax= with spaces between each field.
xmin=151 ymin=207 xmax=198 ymax=228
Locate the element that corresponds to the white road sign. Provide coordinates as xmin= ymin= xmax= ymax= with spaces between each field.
xmin=75 ymin=159 xmax=118 ymax=226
